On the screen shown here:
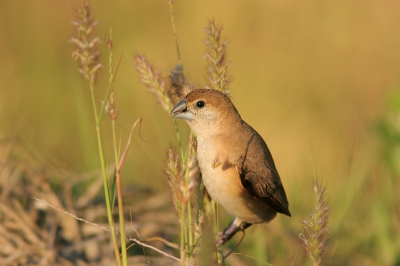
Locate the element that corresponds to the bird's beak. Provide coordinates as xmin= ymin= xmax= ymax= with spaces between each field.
xmin=170 ymin=98 xmax=194 ymax=120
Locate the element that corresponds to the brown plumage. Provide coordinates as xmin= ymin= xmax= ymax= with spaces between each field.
xmin=171 ymin=89 xmax=290 ymax=244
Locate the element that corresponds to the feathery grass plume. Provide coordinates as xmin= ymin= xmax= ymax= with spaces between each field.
xmin=204 ymin=19 xmax=231 ymax=93
xmin=169 ymin=64 xmax=194 ymax=99
xmin=166 ymin=147 xmax=199 ymax=264
xmin=170 ymin=64 xmax=185 ymax=91
xmin=165 ymin=148 xmax=185 ymax=217
xmin=70 ymin=1 xmax=102 ymax=84
xmin=105 ymin=29 xmax=118 ymax=121
xmin=165 ymin=148 xmax=199 ymax=215
xmin=134 ymin=54 xmax=174 ymax=113
xmin=300 ymin=179 xmax=330 ymax=266
xmin=186 ymin=138 xmax=200 ymax=193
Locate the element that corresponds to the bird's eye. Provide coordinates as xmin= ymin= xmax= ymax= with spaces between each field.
xmin=196 ymin=100 xmax=205 ymax=108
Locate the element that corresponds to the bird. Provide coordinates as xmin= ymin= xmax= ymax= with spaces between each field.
xmin=170 ymin=89 xmax=291 ymax=244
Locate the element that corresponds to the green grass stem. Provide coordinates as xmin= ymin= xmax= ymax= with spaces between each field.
xmin=90 ymin=83 xmax=122 ymax=266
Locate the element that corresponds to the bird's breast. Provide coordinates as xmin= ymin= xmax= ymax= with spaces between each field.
xmin=196 ymin=136 xmax=276 ymax=224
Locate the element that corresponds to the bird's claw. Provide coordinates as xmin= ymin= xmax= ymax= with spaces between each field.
xmin=216 ymin=233 xmax=228 ymax=245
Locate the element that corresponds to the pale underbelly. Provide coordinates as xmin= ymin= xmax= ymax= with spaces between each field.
xmin=196 ymin=136 xmax=277 ymax=224
xmin=199 ymin=153 xmax=276 ymax=224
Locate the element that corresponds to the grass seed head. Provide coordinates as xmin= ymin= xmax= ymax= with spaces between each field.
xmin=203 ymin=19 xmax=231 ymax=94
xmin=300 ymin=178 xmax=330 ymax=266
xmin=134 ymin=54 xmax=174 ymax=113
xmin=70 ymin=1 xmax=102 ymax=84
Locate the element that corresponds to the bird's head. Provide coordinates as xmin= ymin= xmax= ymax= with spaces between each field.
xmin=170 ymin=89 xmax=241 ymax=137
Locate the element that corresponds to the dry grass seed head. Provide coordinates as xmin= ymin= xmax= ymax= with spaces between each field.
xmin=70 ymin=1 xmax=102 ymax=84
xmin=165 ymin=148 xmax=185 ymax=217
xmin=203 ymin=19 xmax=231 ymax=93
xmin=134 ymin=54 xmax=174 ymax=113
xmin=300 ymin=179 xmax=330 ymax=266
xmin=169 ymin=64 xmax=195 ymax=99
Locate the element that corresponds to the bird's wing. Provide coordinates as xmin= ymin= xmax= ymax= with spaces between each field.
xmin=236 ymin=126 xmax=291 ymax=217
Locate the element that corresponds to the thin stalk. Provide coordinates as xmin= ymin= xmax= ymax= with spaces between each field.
xmin=212 ymin=200 xmax=224 ymax=265
xmin=173 ymin=119 xmax=185 ymax=164
xmin=184 ymin=218 xmax=189 ymax=264
xmin=180 ymin=204 xmax=186 ymax=266
xmin=116 ymin=170 xmax=127 ymax=266
xmin=112 ymin=121 xmax=119 ymax=175
xmin=172 ymin=117 xmax=189 ymax=263
xmin=196 ymin=182 xmax=204 ymax=225
xmin=170 ymin=2 xmax=195 ymax=261
xmin=90 ymin=83 xmax=121 ymax=266
xmin=114 ymin=121 xmax=140 ymax=266
xmin=172 ymin=116 xmax=190 ymax=264
xmin=108 ymin=35 xmax=127 ymax=265
xmin=97 ymin=55 xmax=123 ymax=125
xmin=172 ymin=116 xmax=192 ymax=261
xmin=169 ymin=0 xmax=185 ymax=167
xmin=186 ymin=197 xmax=193 ymax=254
xmin=184 ymin=133 xmax=196 ymax=253
xmin=111 ymin=74 xmax=127 ymax=266
xmin=169 ymin=1 xmax=182 ymax=66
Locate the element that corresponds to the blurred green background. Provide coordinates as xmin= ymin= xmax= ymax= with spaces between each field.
xmin=1 ymin=0 xmax=400 ymax=265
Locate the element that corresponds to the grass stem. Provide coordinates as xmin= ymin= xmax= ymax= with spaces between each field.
xmin=89 ymin=83 xmax=121 ymax=265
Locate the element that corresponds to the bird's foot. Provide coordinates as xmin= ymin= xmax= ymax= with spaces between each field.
xmin=216 ymin=232 xmax=228 ymax=245
xmin=216 ymin=220 xmax=251 ymax=245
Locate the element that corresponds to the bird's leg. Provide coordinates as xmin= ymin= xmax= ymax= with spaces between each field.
xmin=216 ymin=218 xmax=251 ymax=245
xmin=223 ymin=224 xmax=248 ymax=258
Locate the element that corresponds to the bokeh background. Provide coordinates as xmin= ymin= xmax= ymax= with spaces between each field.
xmin=1 ymin=1 xmax=400 ymax=265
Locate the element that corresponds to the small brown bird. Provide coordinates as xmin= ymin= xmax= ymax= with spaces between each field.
xmin=171 ymin=89 xmax=291 ymax=244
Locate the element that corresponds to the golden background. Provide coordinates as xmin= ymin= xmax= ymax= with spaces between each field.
xmin=1 ymin=1 xmax=400 ymax=265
